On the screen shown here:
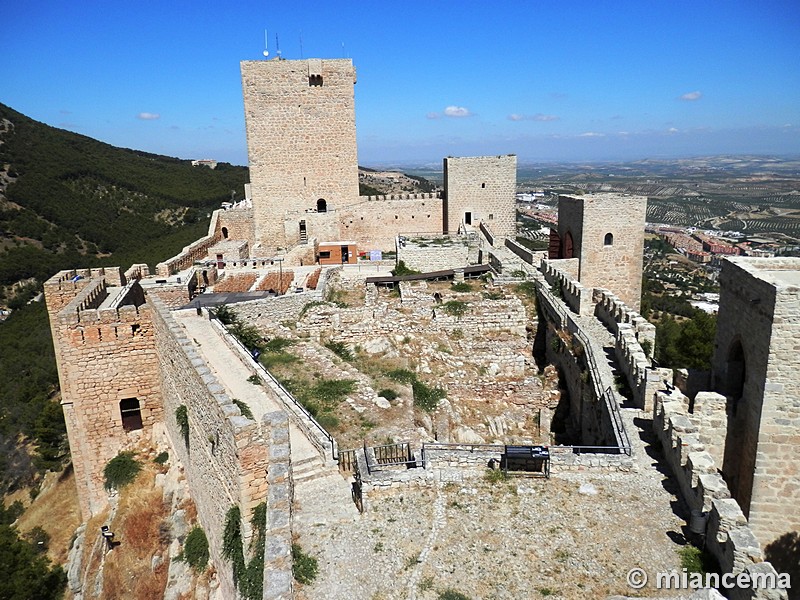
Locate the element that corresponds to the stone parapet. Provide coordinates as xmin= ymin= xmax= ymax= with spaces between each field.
xmin=156 ymin=209 xmax=222 ymax=276
xmin=652 ymin=389 xmax=788 ymax=599
xmin=541 ymin=258 xmax=593 ymax=316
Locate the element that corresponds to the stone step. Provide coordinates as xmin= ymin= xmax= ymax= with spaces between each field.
xmin=293 ymin=472 xmax=359 ymax=525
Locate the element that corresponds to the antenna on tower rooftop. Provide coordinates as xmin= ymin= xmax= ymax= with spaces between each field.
xmin=262 ymin=29 xmax=269 ymax=58
xmin=275 ymin=33 xmax=281 ymax=59
xmin=299 ymin=30 xmax=304 ymax=59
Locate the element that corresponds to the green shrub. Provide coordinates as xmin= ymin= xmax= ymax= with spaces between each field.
xmin=391 ymin=260 xmax=421 ymax=277
xmin=485 ymin=468 xmax=509 ymax=484
xmin=324 ymin=340 xmax=354 ymax=361
xmin=412 ymin=380 xmax=445 ymax=412
xmin=260 ymin=351 xmax=298 ymax=369
xmin=640 ymin=339 xmax=653 ymax=358
xmin=315 ymin=412 xmax=340 ymax=431
xmin=511 ymin=269 xmax=528 ymax=279
xmin=181 ymin=526 xmax=209 ymax=572
xmin=450 ymin=282 xmax=472 ymax=292
xmin=222 ymin=503 xmax=268 ymax=599
xmin=154 ymin=451 xmax=169 ymax=465
xmin=292 ymin=543 xmax=319 ymax=585
xmin=438 ymin=590 xmax=472 ymax=600
xmin=214 ymin=304 xmax=236 ymax=325
xmin=247 ymin=374 xmax=262 ymax=385
xmin=440 ymin=300 xmax=468 ymax=318
xmin=387 ymin=368 xmax=416 ymax=384
xmin=232 ymin=398 xmax=254 ymax=420
xmin=482 ymin=291 xmax=504 ymax=300
xmin=378 ymin=388 xmax=398 ymax=401
xmin=103 ymin=452 xmax=141 ymax=491
xmin=175 ymin=405 xmax=189 ymax=448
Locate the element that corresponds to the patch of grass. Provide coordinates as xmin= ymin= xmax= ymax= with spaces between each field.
xmin=404 ymin=552 xmax=421 ymax=570
xmin=412 ymin=380 xmax=446 ymax=412
xmin=511 ymin=269 xmax=528 ymax=279
xmin=299 ymin=300 xmax=328 ymax=319
xmin=538 ymin=588 xmax=556 ymax=597
xmin=180 ymin=526 xmax=209 ymax=572
xmin=482 ymin=291 xmax=504 ymax=300
xmin=678 ymin=544 xmax=716 ymax=575
xmin=418 ymin=576 xmax=435 ymax=592
xmin=325 ymin=340 xmax=354 ymax=361
xmin=515 ymin=280 xmax=537 ymax=299
xmin=378 ymin=388 xmax=398 ymax=401
xmin=263 ymin=337 xmax=295 ymax=352
xmin=440 ymin=300 xmax=468 ymax=318
xmin=232 ymin=398 xmax=254 ymax=420
xmin=260 ymin=351 xmax=298 ymax=369
xmin=387 ymin=368 xmax=416 ymax=384
xmin=247 ymin=374 xmax=262 ymax=385
xmin=292 ymin=543 xmax=319 ymax=585
xmin=484 ymin=468 xmax=509 ymax=484
xmin=450 ymin=281 xmax=472 ymax=292
xmin=103 ymin=452 xmax=142 ymax=491
xmin=153 ymin=451 xmax=169 ymax=465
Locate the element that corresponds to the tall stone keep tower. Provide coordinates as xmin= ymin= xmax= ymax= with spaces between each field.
xmin=44 ymin=268 xmax=162 ymax=518
xmin=711 ymin=257 xmax=800 ymax=550
xmin=443 ymin=155 xmax=517 ymax=238
xmin=556 ymin=193 xmax=646 ymax=310
xmin=241 ymin=58 xmax=360 ymax=253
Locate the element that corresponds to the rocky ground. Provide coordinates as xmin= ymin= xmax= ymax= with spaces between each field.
xmin=295 ymin=465 xmax=688 ymax=600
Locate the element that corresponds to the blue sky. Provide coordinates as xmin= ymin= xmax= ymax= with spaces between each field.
xmin=3 ymin=0 xmax=799 ymax=166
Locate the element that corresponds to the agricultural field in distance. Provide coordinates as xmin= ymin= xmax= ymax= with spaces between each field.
xmin=512 ymin=155 xmax=800 ymax=245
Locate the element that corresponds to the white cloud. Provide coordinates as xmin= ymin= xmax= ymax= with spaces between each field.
xmin=508 ymin=113 xmax=559 ymax=122
xmin=579 ymin=132 xmax=604 ymax=137
xmin=426 ymin=112 xmax=442 ymax=120
xmin=680 ymin=91 xmax=702 ymax=101
xmin=137 ymin=112 xmax=161 ymax=120
xmin=443 ymin=105 xmax=472 ymax=118
xmin=668 ymin=127 xmax=679 ymax=133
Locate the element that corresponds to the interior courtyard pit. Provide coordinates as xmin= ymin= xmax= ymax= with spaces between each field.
xmin=168 ymin=259 xmax=688 ymax=599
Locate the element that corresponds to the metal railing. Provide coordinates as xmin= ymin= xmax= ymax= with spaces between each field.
xmin=535 ymin=279 xmax=632 ymax=456
xmin=363 ymin=441 xmax=418 ymax=474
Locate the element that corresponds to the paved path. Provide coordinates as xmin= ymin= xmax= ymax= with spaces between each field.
xmin=173 ymin=309 xmax=320 ymax=466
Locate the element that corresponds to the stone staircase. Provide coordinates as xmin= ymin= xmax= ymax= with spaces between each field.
xmin=291 ymin=454 xmax=328 ymax=484
xmin=293 ymin=464 xmax=359 ymax=526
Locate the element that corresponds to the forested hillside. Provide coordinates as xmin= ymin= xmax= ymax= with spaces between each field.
xmin=0 ymin=102 xmax=249 ymax=494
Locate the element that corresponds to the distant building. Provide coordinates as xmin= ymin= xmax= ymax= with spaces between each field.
xmin=191 ymin=159 xmax=218 ymax=169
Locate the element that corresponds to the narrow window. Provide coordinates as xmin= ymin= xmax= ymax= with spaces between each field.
xmin=604 ymin=232 xmax=614 ymax=246
xmin=120 ymin=398 xmax=143 ymax=432
xmin=481 ymin=183 xmax=486 ymax=188
xmin=489 ymin=214 xmax=494 ymax=220
xmin=221 ymin=227 xmax=229 ymax=239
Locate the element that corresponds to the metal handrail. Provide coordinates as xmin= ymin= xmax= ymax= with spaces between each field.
xmin=535 ymin=279 xmax=632 ymax=456
xmin=210 ymin=314 xmax=339 ymax=461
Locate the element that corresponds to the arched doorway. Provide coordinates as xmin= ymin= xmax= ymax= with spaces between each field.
xmin=221 ymin=227 xmax=229 ymax=239
xmin=317 ymin=198 xmax=327 ymax=213
xmin=562 ymin=231 xmax=574 ymax=259
xmin=727 ymin=339 xmax=746 ymax=413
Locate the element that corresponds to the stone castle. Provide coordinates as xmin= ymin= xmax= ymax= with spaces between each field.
xmin=44 ymin=57 xmax=797 ymax=599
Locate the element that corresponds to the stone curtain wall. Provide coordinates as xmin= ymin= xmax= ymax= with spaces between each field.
xmin=241 ymin=59 xmax=360 ymax=252
xmin=340 ymin=197 xmax=444 ymax=252
xmin=652 ymin=389 xmax=788 ymax=600
xmin=45 ymin=273 xmax=162 ymax=518
xmin=398 ymin=239 xmax=472 ymax=272
xmin=156 ymin=210 xmax=223 ymax=276
xmin=443 ymin=155 xmax=517 ymax=237
xmin=149 ymin=298 xmax=271 ymax=599
xmin=711 ymin=257 xmax=800 ymax=549
xmin=557 ymin=194 xmax=646 ymax=310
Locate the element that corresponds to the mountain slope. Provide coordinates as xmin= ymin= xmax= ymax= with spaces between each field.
xmin=0 ymin=102 xmax=249 ymax=297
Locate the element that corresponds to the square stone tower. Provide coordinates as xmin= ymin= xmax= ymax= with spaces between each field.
xmin=241 ymin=58 xmax=360 ymax=254
xmin=712 ymin=257 xmax=800 ymax=549
xmin=443 ymin=155 xmax=517 ymax=238
xmin=44 ymin=269 xmax=162 ymax=518
xmin=556 ymin=193 xmax=646 ymax=310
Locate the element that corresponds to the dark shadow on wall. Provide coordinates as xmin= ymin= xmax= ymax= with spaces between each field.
xmin=765 ymin=531 xmax=800 ymax=600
